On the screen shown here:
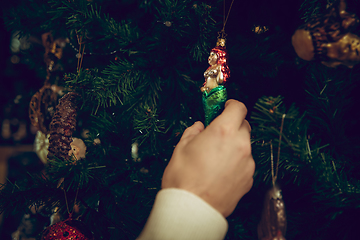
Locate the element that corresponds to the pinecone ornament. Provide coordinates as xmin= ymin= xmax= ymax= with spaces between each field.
xmin=47 ymin=92 xmax=80 ymax=161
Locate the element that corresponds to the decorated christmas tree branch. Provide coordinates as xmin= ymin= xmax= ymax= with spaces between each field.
xmin=304 ymin=64 xmax=360 ymax=163
xmin=250 ymin=95 xmax=360 ymax=239
xmin=65 ymin=69 xmax=124 ymax=114
xmin=0 ymin=175 xmax=64 ymax=217
xmin=132 ymin=105 xmax=166 ymax=148
xmin=3 ymin=0 xmax=55 ymax=37
xmin=49 ymin=0 xmax=142 ymax=52
xmin=251 ymin=96 xmax=316 ymax=186
xmin=188 ymin=2 xmax=217 ymax=62
xmin=310 ymin=152 xmax=360 ymax=209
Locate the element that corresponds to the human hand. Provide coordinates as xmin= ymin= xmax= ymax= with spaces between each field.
xmin=162 ymin=99 xmax=255 ymax=217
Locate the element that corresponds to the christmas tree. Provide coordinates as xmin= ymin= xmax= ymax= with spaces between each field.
xmin=1 ymin=0 xmax=360 ymax=239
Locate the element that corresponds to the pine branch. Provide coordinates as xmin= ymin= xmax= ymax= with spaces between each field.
xmin=132 ymin=105 xmax=166 ymax=148
xmin=3 ymin=0 xmax=55 ymax=37
xmin=251 ymin=96 xmax=316 ymax=186
xmin=299 ymin=0 xmax=332 ymax=21
xmin=304 ymin=64 xmax=360 ymax=171
xmin=65 ymin=69 xmax=124 ymax=114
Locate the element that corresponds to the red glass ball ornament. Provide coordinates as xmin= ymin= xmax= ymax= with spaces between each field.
xmin=41 ymin=218 xmax=93 ymax=240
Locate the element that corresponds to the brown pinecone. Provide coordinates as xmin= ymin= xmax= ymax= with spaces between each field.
xmin=47 ymin=92 xmax=80 ymax=161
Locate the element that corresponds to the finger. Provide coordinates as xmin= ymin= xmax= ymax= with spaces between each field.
xmin=211 ymin=99 xmax=247 ymax=130
xmin=237 ymin=120 xmax=252 ymax=155
xmin=241 ymin=119 xmax=251 ymax=133
xmin=180 ymin=121 xmax=204 ymax=143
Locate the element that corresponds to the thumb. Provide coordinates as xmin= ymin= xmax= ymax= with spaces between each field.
xmin=180 ymin=121 xmax=204 ymax=144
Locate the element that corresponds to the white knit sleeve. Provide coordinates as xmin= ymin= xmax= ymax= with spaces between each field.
xmin=137 ymin=188 xmax=228 ymax=240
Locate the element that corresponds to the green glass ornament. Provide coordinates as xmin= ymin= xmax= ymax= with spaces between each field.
xmin=202 ymin=86 xmax=227 ymax=126
xmin=201 ymin=38 xmax=230 ymax=126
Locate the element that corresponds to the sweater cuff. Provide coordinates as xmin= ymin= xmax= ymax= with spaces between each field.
xmin=137 ymin=188 xmax=228 ymax=240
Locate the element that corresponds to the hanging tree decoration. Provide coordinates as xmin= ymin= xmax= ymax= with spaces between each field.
xmin=47 ymin=32 xmax=86 ymax=162
xmin=41 ymin=186 xmax=94 ymax=240
xmin=35 ymin=130 xmax=51 ymax=164
xmin=29 ymin=32 xmax=67 ymax=134
xmin=41 ymin=194 xmax=93 ymax=240
xmin=201 ymin=0 xmax=233 ymax=126
xmin=42 ymin=35 xmax=90 ymax=235
xmin=29 ymin=84 xmax=60 ymax=135
xmin=41 ymin=216 xmax=94 ymax=240
xmin=257 ymin=183 xmax=287 ymax=240
xmin=68 ymin=137 xmax=87 ymax=161
xmin=257 ymin=115 xmax=287 ymax=240
xmin=292 ymin=0 xmax=360 ymax=68
xmin=47 ymin=92 xmax=80 ymax=162
xmin=41 ymin=32 xmax=67 ymax=73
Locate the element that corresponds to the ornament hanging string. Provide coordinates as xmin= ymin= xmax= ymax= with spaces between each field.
xmin=201 ymin=0 xmax=234 ymax=126
xmin=41 ymin=185 xmax=94 ymax=240
xmin=271 ymin=114 xmax=286 ymax=186
xmin=76 ymin=32 xmax=86 ymax=73
xmin=63 ymin=185 xmax=80 ymax=218
xmin=219 ymin=0 xmax=235 ymax=39
xmin=59 ymin=31 xmax=84 ymax=218
xmin=257 ymin=113 xmax=288 ymax=240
